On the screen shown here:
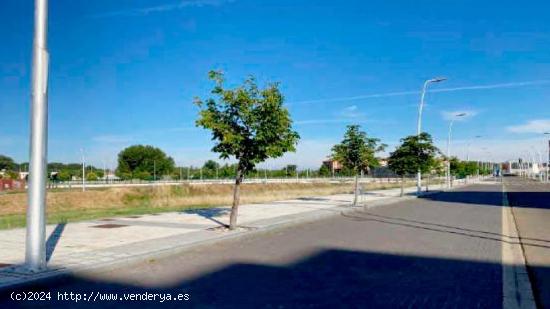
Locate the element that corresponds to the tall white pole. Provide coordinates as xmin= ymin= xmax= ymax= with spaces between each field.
xmin=416 ymin=77 xmax=446 ymax=194
xmin=543 ymin=133 xmax=550 ymax=182
xmin=547 ymin=141 xmax=550 ymax=183
xmin=81 ymin=148 xmax=86 ymax=192
xmin=416 ymin=80 xmax=429 ymax=195
xmin=534 ymin=148 xmax=543 ymax=182
xmin=26 ymin=0 xmax=49 ymax=271
xmin=446 ymin=120 xmax=454 ymax=188
xmin=103 ymin=160 xmax=107 ymax=183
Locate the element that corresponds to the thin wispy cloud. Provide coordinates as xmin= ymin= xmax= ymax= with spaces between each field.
xmin=507 ymin=119 xmax=550 ymax=134
xmin=291 ymin=79 xmax=550 ymax=105
xmin=93 ymin=0 xmax=233 ymax=18
xmin=340 ymin=105 xmax=366 ymax=118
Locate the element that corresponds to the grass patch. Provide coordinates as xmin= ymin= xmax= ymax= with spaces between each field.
xmin=0 ymin=181 xmax=420 ymax=230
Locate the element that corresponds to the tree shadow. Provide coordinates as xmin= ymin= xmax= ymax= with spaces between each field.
xmin=419 ymin=191 xmax=504 ymax=206
xmin=507 ymin=191 xmax=550 ymax=210
xmin=419 ymin=190 xmax=550 ymax=210
xmin=341 ymin=211 xmax=550 ymax=248
xmin=295 ymin=197 xmax=331 ymax=201
xmin=2 ymin=248 xmax=539 ymax=308
xmin=182 ymin=208 xmax=230 ymax=227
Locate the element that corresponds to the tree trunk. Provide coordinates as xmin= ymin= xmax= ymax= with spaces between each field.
xmin=400 ymin=175 xmax=404 ymax=197
xmin=353 ymin=173 xmax=359 ymax=206
xmin=229 ymin=168 xmax=243 ymax=230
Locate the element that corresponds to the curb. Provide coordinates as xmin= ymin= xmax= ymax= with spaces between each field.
xmin=501 ymin=184 xmax=537 ymax=309
xmin=0 ymin=182 xmax=478 ymax=293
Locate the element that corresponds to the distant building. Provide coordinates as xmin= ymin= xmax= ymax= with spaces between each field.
xmin=102 ymin=172 xmax=120 ymax=181
xmin=322 ymin=159 xmax=342 ymax=174
xmin=19 ymin=172 xmax=29 ymax=180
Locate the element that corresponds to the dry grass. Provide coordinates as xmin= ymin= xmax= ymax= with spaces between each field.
xmin=0 ymin=181 xmax=412 ymax=229
xmin=1 ymin=182 xmax=357 ymax=216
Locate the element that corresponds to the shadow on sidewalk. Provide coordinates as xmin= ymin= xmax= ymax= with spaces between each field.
xmin=182 ymin=208 xmax=229 ymax=227
xmin=46 ymin=223 xmax=66 ymax=262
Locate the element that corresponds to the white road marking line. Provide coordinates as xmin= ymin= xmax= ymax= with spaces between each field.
xmin=501 ymin=184 xmax=536 ymax=309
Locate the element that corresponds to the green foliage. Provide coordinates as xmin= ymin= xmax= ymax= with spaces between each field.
xmin=57 ymin=170 xmax=72 ymax=181
xmin=331 ymin=125 xmax=386 ymax=175
xmin=47 ymin=162 xmax=104 ymax=181
xmin=450 ymin=158 xmax=482 ymax=178
xmin=116 ymin=145 xmax=175 ymax=180
xmin=0 ymin=155 xmax=16 ymax=171
xmin=388 ymin=133 xmax=440 ymax=176
xmin=203 ymin=160 xmax=220 ymax=171
xmin=283 ymin=164 xmax=297 ymax=176
xmin=0 ymin=170 xmax=19 ymax=180
xmin=201 ymin=160 xmax=221 ymax=178
xmin=86 ymin=171 xmax=98 ymax=181
xmin=319 ymin=164 xmax=331 ymax=177
xmin=195 ymin=71 xmax=300 ymax=177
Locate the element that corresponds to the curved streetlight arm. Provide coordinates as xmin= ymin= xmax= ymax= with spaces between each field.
xmin=417 ymin=80 xmax=430 ymax=135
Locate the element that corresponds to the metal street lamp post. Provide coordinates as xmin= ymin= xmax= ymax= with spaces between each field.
xmin=25 ymin=0 xmax=49 ymax=271
xmin=80 ymin=148 xmax=86 ymax=192
xmin=446 ymin=113 xmax=466 ymax=188
xmin=544 ymin=132 xmax=549 ymax=183
xmin=416 ymin=77 xmax=446 ymax=195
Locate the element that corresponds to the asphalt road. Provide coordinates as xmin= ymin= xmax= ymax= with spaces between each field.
xmin=2 ymin=179 xmax=548 ymax=308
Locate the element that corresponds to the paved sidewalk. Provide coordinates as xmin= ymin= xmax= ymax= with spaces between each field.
xmin=0 ymin=181 xmax=476 ymax=289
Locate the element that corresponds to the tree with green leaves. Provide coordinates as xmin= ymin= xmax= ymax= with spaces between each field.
xmin=195 ymin=71 xmax=300 ymax=229
xmin=388 ymin=133 xmax=440 ymax=196
xmin=331 ymin=125 xmax=386 ymax=205
xmin=86 ymin=171 xmax=98 ymax=181
xmin=319 ymin=164 xmax=330 ymax=177
xmin=116 ymin=145 xmax=175 ymax=180
xmin=284 ymin=164 xmax=297 ymax=177
xmin=0 ymin=155 xmax=16 ymax=171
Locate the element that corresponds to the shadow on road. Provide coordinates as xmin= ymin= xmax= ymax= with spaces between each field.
xmin=340 ymin=211 xmax=550 ymax=248
xmin=1 ymin=248 xmax=525 ymax=308
xmin=419 ymin=190 xmax=550 ymax=210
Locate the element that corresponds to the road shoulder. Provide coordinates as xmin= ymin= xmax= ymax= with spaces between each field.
xmin=501 ymin=183 xmax=536 ymax=309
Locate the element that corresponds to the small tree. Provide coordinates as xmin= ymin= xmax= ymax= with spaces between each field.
xmin=332 ymin=125 xmax=386 ymax=206
xmin=195 ymin=71 xmax=300 ymax=229
xmin=388 ymin=133 xmax=439 ymax=196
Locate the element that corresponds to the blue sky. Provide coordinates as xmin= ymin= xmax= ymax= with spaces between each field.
xmin=1 ymin=0 xmax=549 ymax=168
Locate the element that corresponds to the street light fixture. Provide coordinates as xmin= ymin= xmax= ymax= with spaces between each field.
xmin=446 ymin=113 xmax=466 ymax=188
xmin=416 ymin=77 xmax=447 ymax=194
